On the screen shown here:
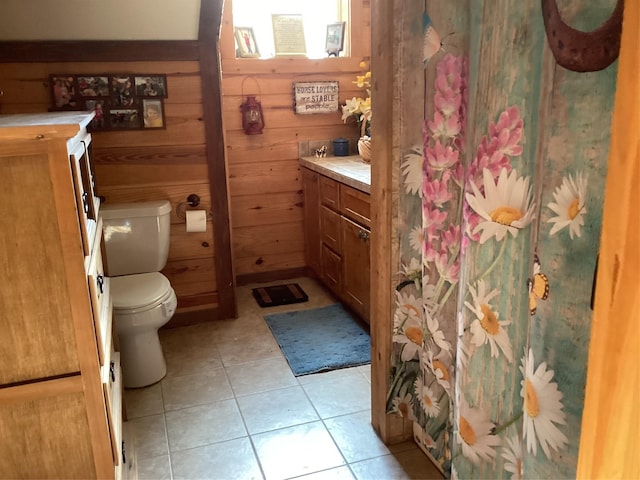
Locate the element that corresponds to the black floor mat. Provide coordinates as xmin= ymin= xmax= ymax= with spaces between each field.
xmin=252 ymin=283 xmax=309 ymax=308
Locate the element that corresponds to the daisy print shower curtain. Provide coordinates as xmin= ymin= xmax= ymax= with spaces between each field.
xmin=386 ymin=0 xmax=618 ymax=478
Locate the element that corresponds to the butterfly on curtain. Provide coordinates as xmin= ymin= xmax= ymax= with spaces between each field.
xmin=528 ymin=254 xmax=550 ymax=315
xmin=422 ymin=13 xmax=454 ymax=65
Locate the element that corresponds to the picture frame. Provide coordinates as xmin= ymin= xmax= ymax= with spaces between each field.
xmin=49 ymin=73 xmax=169 ymax=131
xmin=326 ymin=22 xmax=346 ymax=56
xmin=272 ymin=14 xmax=307 ymax=56
xmin=142 ymin=99 xmax=165 ymax=129
xmin=134 ymin=75 xmax=167 ymax=97
xmin=234 ymin=27 xmax=260 ymax=58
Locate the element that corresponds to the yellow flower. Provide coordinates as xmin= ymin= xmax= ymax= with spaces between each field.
xmin=342 ymin=61 xmax=372 ymax=136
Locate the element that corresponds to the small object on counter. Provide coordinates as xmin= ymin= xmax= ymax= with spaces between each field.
xmin=333 ymin=137 xmax=349 ymax=156
xmin=315 ymin=145 xmax=327 ymax=158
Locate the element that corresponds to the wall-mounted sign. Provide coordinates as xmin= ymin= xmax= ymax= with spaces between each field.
xmin=293 ymin=81 xmax=339 ymax=115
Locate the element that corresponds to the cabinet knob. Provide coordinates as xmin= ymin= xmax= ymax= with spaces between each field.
xmin=110 ymin=361 xmax=115 ymax=382
xmin=97 ymin=274 xmax=105 ymax=294
xmin=358 ymin=230 xmax=370 ymax=241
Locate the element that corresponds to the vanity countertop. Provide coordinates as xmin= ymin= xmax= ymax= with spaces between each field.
xmin=299 ymin=155 xmax=371 ymax=194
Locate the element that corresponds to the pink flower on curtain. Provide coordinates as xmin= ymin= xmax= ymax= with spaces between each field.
xmin=464 ymin=106 xmax=525 ymax=245
xmin=426 ymin=140 xmax=460 ymax=171
xmin=423 ymin=171 xmax=453 ymax=207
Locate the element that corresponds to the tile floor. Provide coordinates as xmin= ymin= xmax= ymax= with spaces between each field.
xmin=125 ymin=277 xmax=444 ymax=480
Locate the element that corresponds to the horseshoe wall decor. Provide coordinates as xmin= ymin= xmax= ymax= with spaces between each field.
xmin=541 ymin=0 xmax=623 ymax=72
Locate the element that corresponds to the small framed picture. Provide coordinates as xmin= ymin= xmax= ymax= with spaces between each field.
xmin=78 ymin=76 xmax=109 ymax=97
xmin=109 ymin=108 xmax=140 ymax=129
xmin=50 ymin=75 xmax=80 ymax=109
xmin=326 ymin=22 xmax=346 ymax=56
xmin=142 ymin=99 xmax=165 ymax=129
xmin=234 ymin=27 xmax=260 ymax=58
xmin=111 ymin=76 xmax=136 ymax=107
xmin=84 ymin=99 xmax=108 ymax=130
xmin=134 ymin=75 xmax=167 ymax=97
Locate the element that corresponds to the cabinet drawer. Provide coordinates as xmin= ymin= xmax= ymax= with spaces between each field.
xmin=69 ymin=137 xmax=98 ymax=259
xmin=319 ymin=175 xmax=340 ymax=210
xmin=102 ymin=352 xmax=123 ymax=467
xmin=87 ymin=219 xmax=112 ymax=366
xmin=321 ymin=244 xmax=342 ymax=294
xmin=320 ymin=205 xmax=341 ymax=253
xmin=340 ymin=184 xmax=371 ymax=228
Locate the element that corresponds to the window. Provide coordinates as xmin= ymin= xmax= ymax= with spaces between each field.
xmin=232 ymin=0 xmax=348 ymax=59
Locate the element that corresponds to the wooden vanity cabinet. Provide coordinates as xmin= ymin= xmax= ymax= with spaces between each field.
xmin=302 ymin=167 xmax=371 ymax=323
xmin=0 ymin=113 xmax=125 ymax=479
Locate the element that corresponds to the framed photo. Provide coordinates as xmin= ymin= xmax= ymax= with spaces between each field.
xmin=50 ymin=75 xmax=80 ymax=109
xmin=272 ymin=14 xmax=306 ymax=56
xmin=111 ymin=76 xmax=136 ymax=107
xmin=142 ymin=99 xmax=165 ymax=129
xmin=326 ymin=22 xmax=346 ymax=56
xmin=78 ymin=76 xmax=109 ymax=97
xmin=234 ymin=27 xmax=260 ymax=58
xmin=84 ymin=99 xmax=109 ymax=130
xmin=109 ymin=108 xmax=140 ymax=129
xmin=134 ymin=75 xmax=167 ymax=97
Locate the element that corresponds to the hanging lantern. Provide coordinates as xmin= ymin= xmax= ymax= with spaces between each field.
xmin=240 ymin=95 xmax=265 ymax=135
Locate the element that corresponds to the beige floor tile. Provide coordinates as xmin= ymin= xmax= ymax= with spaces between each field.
xmin=297 ymin=367 xmax=362 ymax=385
xmin=161 ymin=369 xmax=233 ymax=411
xmin=324 ymin=410 xmax=391 ymax=463
xmin=226 ymin=357 xmax=298 ymax=396
xmin=124 ymin=382 xmax=164 ymax=419
xmin=163 ymin=344 xmax=224 ymax=378
xmin=217 ymin=329 xmax=283 ymax=366
xmin=170 ymin=437 xmax=263 ymax=480
xmin=349 ymin=448 xmax=444 ymax=480
xmin=295 ymin=466 xmax=356 ymax=480
xmin=237 ymin=385 xmax=319 ymax=434
xmin=136 ymin=454 xmax=172 ymax=480
xmin=130 ymin=414 xmax=169 ymax=460
xmin=252 ymin=421 xmax=345 ymax=480
xmin=165 ymin=399 xmax=247 ymax=452
xmin=356 ymin=364 xmax=371 ymax=383
xmin=302 ymin=373 xmax=371 ymax=419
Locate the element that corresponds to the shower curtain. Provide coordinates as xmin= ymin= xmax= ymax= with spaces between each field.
xmin=386 ymin=1 xmax=618 ymax=477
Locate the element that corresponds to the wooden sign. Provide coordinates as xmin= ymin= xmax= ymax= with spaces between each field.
xmin=293 ymin=81 xmax=339 ymax=115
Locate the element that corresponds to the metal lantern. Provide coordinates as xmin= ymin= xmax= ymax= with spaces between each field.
xmin=240 ymin=95 xmax=265 ymax=135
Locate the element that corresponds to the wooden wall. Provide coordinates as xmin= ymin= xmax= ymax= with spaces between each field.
xmin=0 ymin=0 xmax=371 ymax=318
xmin=219 ymin=0 xmax=371 ymax=283
xmin=0 ymin=61 xmax=217 ymax=316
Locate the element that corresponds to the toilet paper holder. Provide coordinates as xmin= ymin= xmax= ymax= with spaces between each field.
xmin=176 ymin=194 xmax=212 ymax=221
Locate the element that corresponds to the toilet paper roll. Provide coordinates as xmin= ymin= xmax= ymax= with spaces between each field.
xmin=186 ymin=210 xmax=207 ymax=233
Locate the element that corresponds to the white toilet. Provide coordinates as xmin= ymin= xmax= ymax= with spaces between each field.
xmin=100 ymin=200 xmax=178 ymax=388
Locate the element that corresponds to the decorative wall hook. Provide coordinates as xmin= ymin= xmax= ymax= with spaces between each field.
xmin=541 ymin=0 xmax=623 ymax=72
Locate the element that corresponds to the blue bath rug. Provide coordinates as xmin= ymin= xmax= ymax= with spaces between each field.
xmin=263 ymin=303 xmax=371 ymax=376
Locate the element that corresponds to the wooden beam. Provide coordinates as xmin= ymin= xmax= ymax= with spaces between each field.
xmin=199 ymin=0 xmax=238 ymax=318
xmin=0 ymin=41 xmax=200 ymax=63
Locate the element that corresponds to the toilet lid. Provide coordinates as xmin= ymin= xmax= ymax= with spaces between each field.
xmin=111 ymin=272 xmax=171 ymax=310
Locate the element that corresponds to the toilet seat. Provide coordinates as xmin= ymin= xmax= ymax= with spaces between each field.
xmin=111 ymin=272 xmax=173 ymax=314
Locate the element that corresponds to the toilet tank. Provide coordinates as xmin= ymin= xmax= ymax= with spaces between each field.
xmin=100 ymin=200 xmax=172 ymax=276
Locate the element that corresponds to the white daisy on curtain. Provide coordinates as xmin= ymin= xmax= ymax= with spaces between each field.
xmin=501 ymin=434 xmax=523 ymax=479
xmin=390 ymin=393 xmax=417 ymax=421
xmin=465 ymin=168 xmax=536 ymax=244
xmin=409 ymin=225 xmax=425 ymax=253
xmin=455 ymin=396 xmax=501 ymax=464
xmin=546 ymin=172 xmax=587 ymax=239
xmin=422 ymin=349 xmax=452 ymax=394
xmin=414 ymin=379 xmax=441 ymax=418
xmin=519 ymin=348 xmax=568 ymax=458
xmin=464 ymin=279 xmax=513 ymax=363
xmin=401 ymin=147 xmax=424 ymax=196
xmin=393 ymin=291 xmax=424 ymax=361
xmin=425 ymin=308 xmax=452 ymax=353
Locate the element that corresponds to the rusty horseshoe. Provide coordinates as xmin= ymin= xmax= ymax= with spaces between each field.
xmin=541 ymin=0 xmax=624 ymax=72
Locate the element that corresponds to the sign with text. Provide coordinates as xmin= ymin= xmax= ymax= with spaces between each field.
xmin=293 ymin=81 xmax=340 ymax=115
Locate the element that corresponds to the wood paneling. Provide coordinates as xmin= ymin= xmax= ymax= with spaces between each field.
xmin=0 ymin=0 xmax=371 ymax=316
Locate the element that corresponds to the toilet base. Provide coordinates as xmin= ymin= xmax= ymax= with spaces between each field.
xmin=119 ymin=330 xmax=167 ymax=388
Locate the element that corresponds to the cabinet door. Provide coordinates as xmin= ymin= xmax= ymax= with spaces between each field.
xmin=321 ymin=244 xmax=342 ymax=295
xmin=320 ymin=205 xmax=341 ymax=253
xmin=302 ymin=168 xmax=321 ymax=276
xmin=341 ymin=216 xmax=371 ymax=323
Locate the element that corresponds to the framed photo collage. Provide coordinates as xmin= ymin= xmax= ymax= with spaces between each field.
xmin=49 ymin=74 xmax=168 ymax=131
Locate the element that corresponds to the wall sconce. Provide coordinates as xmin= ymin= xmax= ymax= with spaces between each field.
xmin=240 ymin=95 xmax=265 ymax=135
